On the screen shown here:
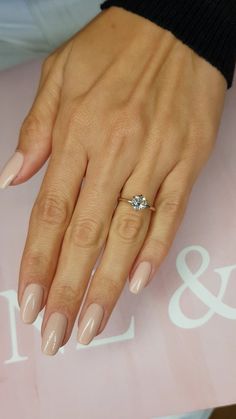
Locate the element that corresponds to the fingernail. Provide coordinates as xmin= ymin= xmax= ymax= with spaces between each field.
xmin=0 ymin=151 xmax=24 ymax=189
xmin=129 ymin=261 xmax=152 ymax=294
xmin=77 ymin=303 xmax=104 ymax=345
xmin=20 ymin=283 xmax=44 ymax=324
xmin=41 ymin=312 xmax=67 ymax=356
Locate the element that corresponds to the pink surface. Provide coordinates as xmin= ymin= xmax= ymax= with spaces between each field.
xmin=0 ymin=59 xmax=236 ymax=419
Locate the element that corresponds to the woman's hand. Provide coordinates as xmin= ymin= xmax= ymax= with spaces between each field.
xmin=9 ymin=6 xmax=226 ymax=355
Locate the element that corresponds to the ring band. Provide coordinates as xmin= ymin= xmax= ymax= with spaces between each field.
xmin=118 ymin=194 xmax=156 ymax=212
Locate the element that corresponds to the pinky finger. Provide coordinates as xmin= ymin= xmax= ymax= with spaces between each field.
xmin=128 ymin=163 xmax=194 ymax=294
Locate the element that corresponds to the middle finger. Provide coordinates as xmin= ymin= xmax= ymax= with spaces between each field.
xmin=40 ymin=150 xmax=135 ymax=355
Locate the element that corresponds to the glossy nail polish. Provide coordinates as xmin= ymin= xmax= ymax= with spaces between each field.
xmin=77 ymin=303 xmax=104 ymax=345
xmin=41 ymin=312 xmax=67 ymax=356
xmin=0 ymin=151 xmax=24 ymax=189
xmin=129 ymin=261 xmax=152 ymax=294
xmin=20 ymin=283 xmax=44 ymax=323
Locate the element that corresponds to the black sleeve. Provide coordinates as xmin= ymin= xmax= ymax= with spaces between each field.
xmin=100 ymin=0 xmax=236 ymax=89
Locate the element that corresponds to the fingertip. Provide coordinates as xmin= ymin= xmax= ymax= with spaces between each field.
xmin=0 ymin=150 xmax=24 ymax=189
xmin=10 ymin=146 xmax=51 ymax=186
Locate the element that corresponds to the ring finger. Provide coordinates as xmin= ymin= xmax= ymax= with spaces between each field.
xmin=39 ymin=148 xmax=137 ymax=355
xmin=75 ymin=162 xmax=166 ymax=345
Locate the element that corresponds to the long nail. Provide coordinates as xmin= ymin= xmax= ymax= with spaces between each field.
xmin=41 ymin=312 xmax=67 ymax=356
xmin=0 ymin=151 xmax=24 ymax=189
xmin=77 ymin=303 xmax=104 ymax=345
xmin=129 ymin=261 xmax=152 ymax=294
xmin=20 ymin=283 xmax=44 ymax=323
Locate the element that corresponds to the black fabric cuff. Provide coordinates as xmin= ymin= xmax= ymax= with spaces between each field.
xmin=100 ymin=0 xmax=236 ymax=89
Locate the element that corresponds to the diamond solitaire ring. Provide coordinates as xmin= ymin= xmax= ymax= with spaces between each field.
xmin=118 ymin=194 xmax=156 ymax=212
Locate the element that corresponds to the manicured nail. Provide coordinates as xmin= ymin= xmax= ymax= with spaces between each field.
xmin=0 ymin=151 xmax=24 ymax=189
xmin=41 ymin=312 xmax=67 ymax=356
xmin=129 ymin=261 xmax=152 ymax=294
xmin=77 ymin=303 xmax=104 ymax=345
xmin=20 ymin=283 xmax=44 ymax=324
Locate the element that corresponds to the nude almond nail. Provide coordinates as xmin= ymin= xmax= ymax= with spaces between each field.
xmin=41 ymin=312 xmax=68 ymax=356
xmin=0 ymin=151 xmax=24 ymax=189
xmin=77 ymin=303 xmax=104 ymax=345
xmin=129 ymin=261 xmax=152 ymax=294
xmin=20 ymin=283 xmax=44 ymax=324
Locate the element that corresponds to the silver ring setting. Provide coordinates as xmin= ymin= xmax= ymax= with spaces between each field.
xmin=118 ymin=194 xmax=156 ymax=212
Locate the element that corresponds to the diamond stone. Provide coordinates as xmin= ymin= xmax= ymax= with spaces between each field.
xmin=129 ymin=195 xmax=149 ymax=211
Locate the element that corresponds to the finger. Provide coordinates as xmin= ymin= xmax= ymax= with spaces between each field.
xmin=12 ymin=55 xmax=63 ymax=184
xmin=0 ymin=53 xmax=63 ymax=189
xmin=128 ymin=161 xmax=194 ymax=293
xmin=39 ymin=149 xmax=135 ymax=355
xmin=75 ymin=164 xmax=161 ymax=345
xmin=17 ymin=104 xmax=88 ymax=323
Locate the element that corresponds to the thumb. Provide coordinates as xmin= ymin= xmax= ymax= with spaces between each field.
xmin=0 ymin=55 xmax=62 ymax=189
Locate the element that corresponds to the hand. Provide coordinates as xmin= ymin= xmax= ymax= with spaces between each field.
xmin=10 ymin=6 xmax=226 ymax=355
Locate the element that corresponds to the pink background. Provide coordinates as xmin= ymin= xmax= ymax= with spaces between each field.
xmin=0 ymin=60 xmax=235 ymax=419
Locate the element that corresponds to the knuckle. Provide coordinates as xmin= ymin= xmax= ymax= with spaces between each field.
xmin=65 ymin=99 xmax=92 ymax=131
xmin=107 ymin=107 xmax=146 ymax=152
xmin=20 ymin=113 xmax=43 ymax=139
xmin=22 ymin=250 xmax=49 ymax=279
xmin=53 ymin=284 xmax=80 ymax=306
xmin=147 ymin=236 xmax=170 ymax=256
xmin=68 ymin=217 xmax=104 ymax=249
xmin=34 ymin=193 xmax=68 ymax=226
xmin=113 ymin=213 xmax=143 ymax=242
xmin=112 ymin=110 xmax=144 ymax=138
xmin=97 ymin=271 xmax=122 ymax=295
xmin=50 ymin=284 xmax=83 ymax=315
xmin=158 ymin=193 xmax=184 ymax=217
xmin=109 ymin=277 xmax=123 ymax=295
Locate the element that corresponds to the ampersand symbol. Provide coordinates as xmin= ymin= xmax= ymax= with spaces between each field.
xmin=168 ymin=245 xmax=236 ymax=328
